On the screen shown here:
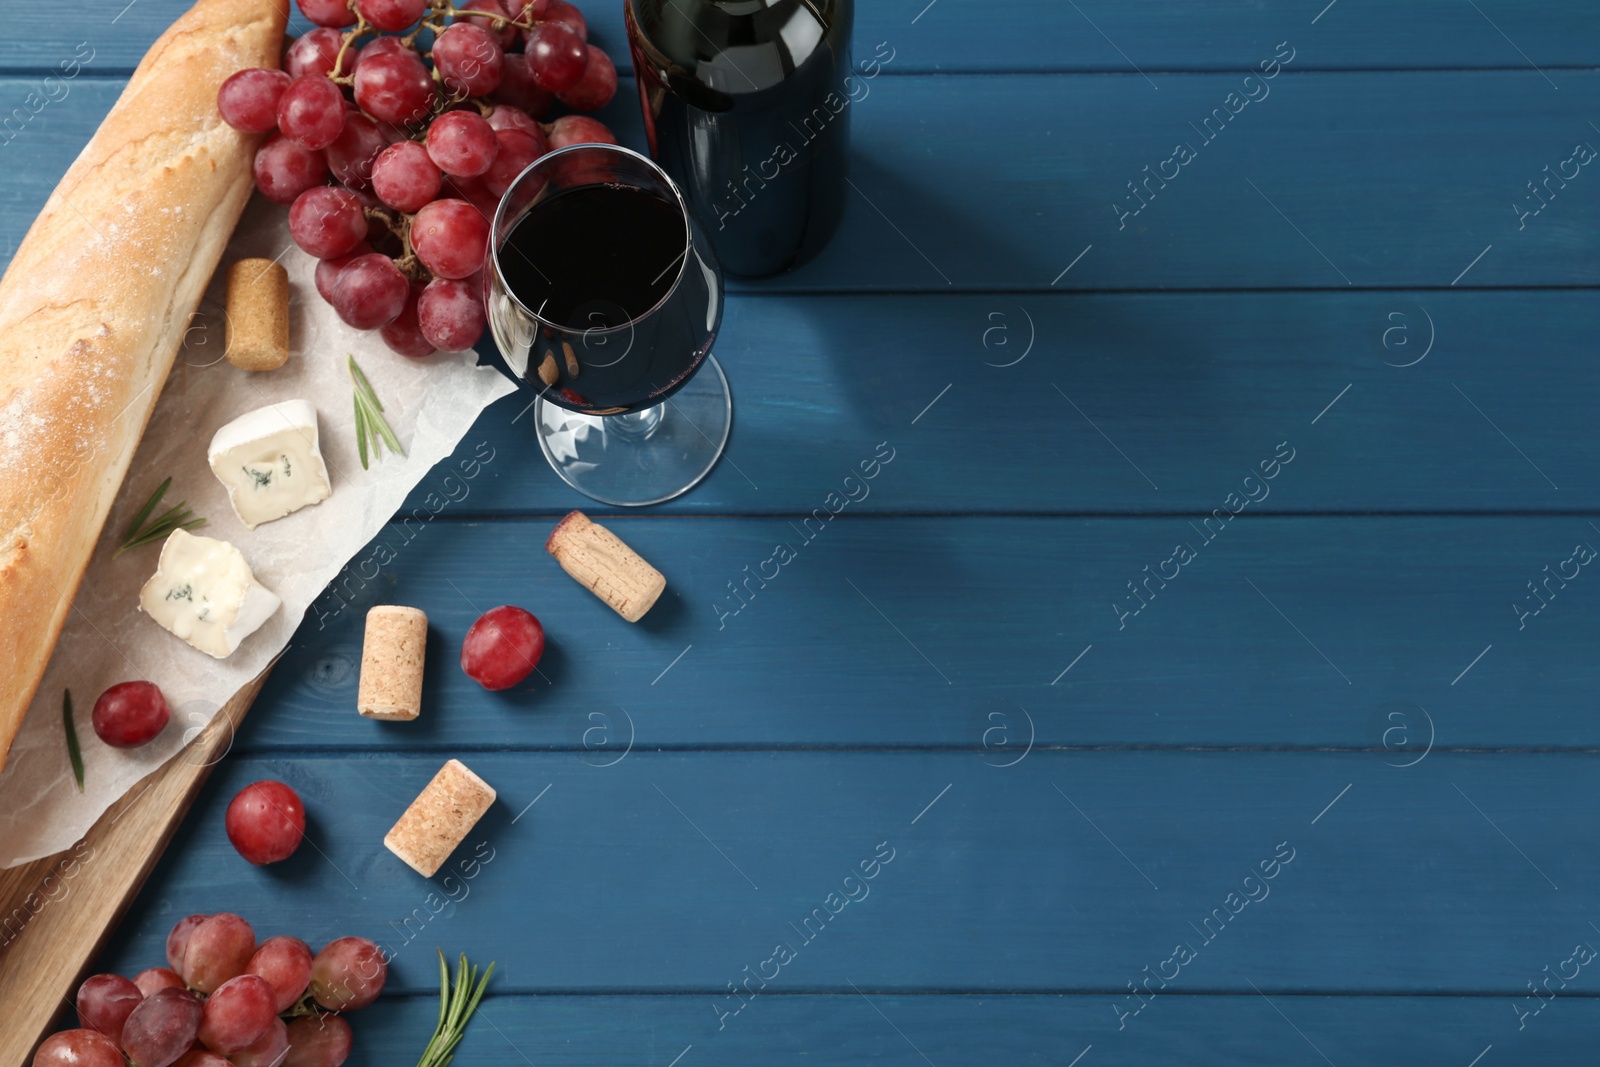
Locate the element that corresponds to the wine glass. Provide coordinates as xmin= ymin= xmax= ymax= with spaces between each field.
xmin=483 ymin=142 xmax=729 ymax=507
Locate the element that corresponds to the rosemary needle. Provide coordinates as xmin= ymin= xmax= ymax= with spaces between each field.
xmin=115 ymin=477 xmax=206 ymax=557
xmin=348 ymin=354 xmax=405 ymax=469
xmin=62 ymin=689 xmax=84 ymax=792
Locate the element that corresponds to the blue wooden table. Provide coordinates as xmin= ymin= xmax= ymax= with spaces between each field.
xmin=10 ymin=1 xmax=1600 ymax=1062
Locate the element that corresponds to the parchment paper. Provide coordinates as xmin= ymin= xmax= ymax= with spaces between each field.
xmin=0 ymin=197 xmax=516 ymax=867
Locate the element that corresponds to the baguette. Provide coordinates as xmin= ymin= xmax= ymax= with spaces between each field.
xmin=0 ymin=0 xmax=288 ymax=773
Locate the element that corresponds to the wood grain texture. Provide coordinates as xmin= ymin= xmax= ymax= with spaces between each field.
xmin=20 ymin=0 xmax=1600 ymax=73
xmin=239 ymin=515 xmax=1599 ymax=750
xmin=305 ymin=993 xmax=1600 ymax=1065
xmin=94 ymin=750 xmax=1593 ymax=997
xmin=409 ymin=289 xmax=1600 ymax=516
xmin=4 ymin=73 xmax=1600 ymax=290
xmin=0 ymin=672 xmax=267 ymax=1065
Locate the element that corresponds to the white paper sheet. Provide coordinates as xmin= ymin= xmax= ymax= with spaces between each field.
xmin=0 ymin=197 xmax=516 ymax=867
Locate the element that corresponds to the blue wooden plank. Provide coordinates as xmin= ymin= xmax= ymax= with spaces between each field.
xmin=406 ymin=289 xmax=1600 ymax=515
xmin=25 ymin=0 xmax=1600 ymax=74
xmin=239 ymin=515 xmax=1600 ymax=750
xmin=95 ymin=750 xmax=1600 ymax=997
xmin=5 ymin=73 xmax=1600 ymax=290
xmin=288 ymin=993 xmax=1600 ymax=1066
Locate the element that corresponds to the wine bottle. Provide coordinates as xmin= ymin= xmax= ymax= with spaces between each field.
xmin=624 ymin=0 xmax=854 ymax=278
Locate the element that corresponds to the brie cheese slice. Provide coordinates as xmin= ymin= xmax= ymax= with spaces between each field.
xmin=208 ymin=399 xmax=333 ymax=529
xmin=139 ymin=528 xmax=281 ymax=658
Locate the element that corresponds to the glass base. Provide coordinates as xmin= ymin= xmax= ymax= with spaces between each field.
xmin=534 ymin=354 xmax=732 ymax=506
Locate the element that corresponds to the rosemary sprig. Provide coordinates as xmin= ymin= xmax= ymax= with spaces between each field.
xmin=62 ymin=689 xmax=84 ymax=793
xmin=416 ymin=951 xmax=495 ymax=1067
xmin=349 ymin=354 xmax=405 ymax=470
xmin=115 ymin=477 xmax=206 ymax=557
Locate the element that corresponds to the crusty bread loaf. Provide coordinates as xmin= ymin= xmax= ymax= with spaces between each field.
xmin=0 ymin=0 xmax=287 ymax=773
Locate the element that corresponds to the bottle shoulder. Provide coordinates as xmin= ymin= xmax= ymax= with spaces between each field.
xmin=627 ymin=0 xmax=852 ymax=96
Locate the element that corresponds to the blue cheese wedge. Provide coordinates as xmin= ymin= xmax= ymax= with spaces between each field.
xmin=139 ymin=528 xmax=281 ymax=658
xmin=207 ymin=399 xmax=333 ymax=529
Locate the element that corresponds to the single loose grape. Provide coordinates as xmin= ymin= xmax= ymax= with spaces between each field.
xmin=91 ymin=681 xmax=169 ymax=748
xmin=461 ymin=605 xmax=544 ymax=690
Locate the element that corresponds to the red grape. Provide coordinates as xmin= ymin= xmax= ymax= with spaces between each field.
xmin=418 ymin=277 xmax=486 ymax=351
xmin=372 ymin=141 xmax=442 ymax=212
xmin=326 ymin=113 xmax=389 ymax=190
xmin=482 ymin=127 xmax=545 ymax=198
xmin=435 ymin=24 xmax=505 ymax=98
xmin=524 ymin=21 xmax=587 ymax=93
xmin=166 ymin=914 xmax=209 ymax=973
xmin=182 ymin=913 xmax=256 ymax=995
xmin=558 ymin=46 xmax=616 ymax=111
xmin=537 ymin=0 xmax=587 ymax=41
xmin=427 ymin=110 xmax=499 ymax=178
xmin=121 ymin=988 xmax=203 ymax=1067
xmin=134 ymin=968 xmax=186 ymax=997
xmin=32 ymin=1030 xmax=123 ymax=1067
xmin=230 ymin=1018 xmax=289 ymax=1067
xmin=76 ymin=974 xmax=142 ymax=1045
xmin=248 ymin=935 xmax=315 ymax=1012
xmin=278 ymin=76 xmax=347 ymax=150
xmin=412 ymin=199 xmax=490 ymax=280
xmin=485 ymin=103 xmax=538 ymax=137
xmin=509 ymin=0 xmax=550 ymax=16
xmin=547 ymin=114 xmax=618 ymax=149
xmin=285 ymin=1014 xmax=353 ymax=1067
xmin=289 ymin=186 xmax=368 ymax=260
xmin=254 ymin=133 xmax=329 ymax=205
xmin=381 ymin=281 xmax=437 ymax=358
xmin=315 ymin=244 xmax=372 ymax=304
xmin=90 ymin=681 xmax=169 ymax=748
xmin=197 ymin=974 xmax=276 ymax=1054
xmin=446 ymin=174 xmax=504 ymax=220
xmin=285 ymin=28 xmax=352 ymax=80
xmin=297 ymin=0 xmax=357 ymax=27
xmin=357 ymin=0 xmax=426 ymax=31
xmin=492 ymin=54 xmax=555 ymax=117
xmin=171 ymin=1053 xmax=231 ymax=1067
xmin=218 ymin=68 xmax=292 ymax=134
xmin=357 ymin=34 xmax=408 ymax=69
xmin=225 ymin=780 xmax=307 ymax=865
xmin=354 ymin=51 xmax=436 ymax=127
xmin=458 ymin=0 xmax=518 ymax=48
xmin=461 ymin=605 xmax=544 ymax=689
xmin=309 ymin=937 xmax=387 ymax=1011
xmin=332 ymin=254 xmax=409 ymax=329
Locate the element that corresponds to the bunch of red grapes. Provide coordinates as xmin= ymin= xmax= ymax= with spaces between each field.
xmin=34 ymin=913 xmax=385 ymax=1067
xmin=217 ymin=0 xmax=621 ymax=358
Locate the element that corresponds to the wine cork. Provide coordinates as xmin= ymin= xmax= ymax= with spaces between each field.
xmin=384 ymin=759 xmax=496 ymax=877
xmin=357 ymin=605 xmax=427 ymax=721
xmin=545 ymin=510 xmax=665 ymax=622
xmin=225 ymin=258 xmax=290 ymax=371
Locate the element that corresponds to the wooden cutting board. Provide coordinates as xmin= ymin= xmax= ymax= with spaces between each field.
xmin=0 ymin=670 xmax=269 ymax=1065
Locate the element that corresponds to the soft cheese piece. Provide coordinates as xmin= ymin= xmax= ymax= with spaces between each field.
xmin=208 ymin=399 xmax=333 ymax=529
xmin=139 ymin=528 xmax=281 ymax=658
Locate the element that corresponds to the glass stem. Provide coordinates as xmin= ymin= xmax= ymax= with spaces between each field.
xmin=608 ymin=403 xmax=665 ymax=441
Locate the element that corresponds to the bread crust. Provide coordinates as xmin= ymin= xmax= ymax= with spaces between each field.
xmin=0 ymin=0 xmax=288 ymax=773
